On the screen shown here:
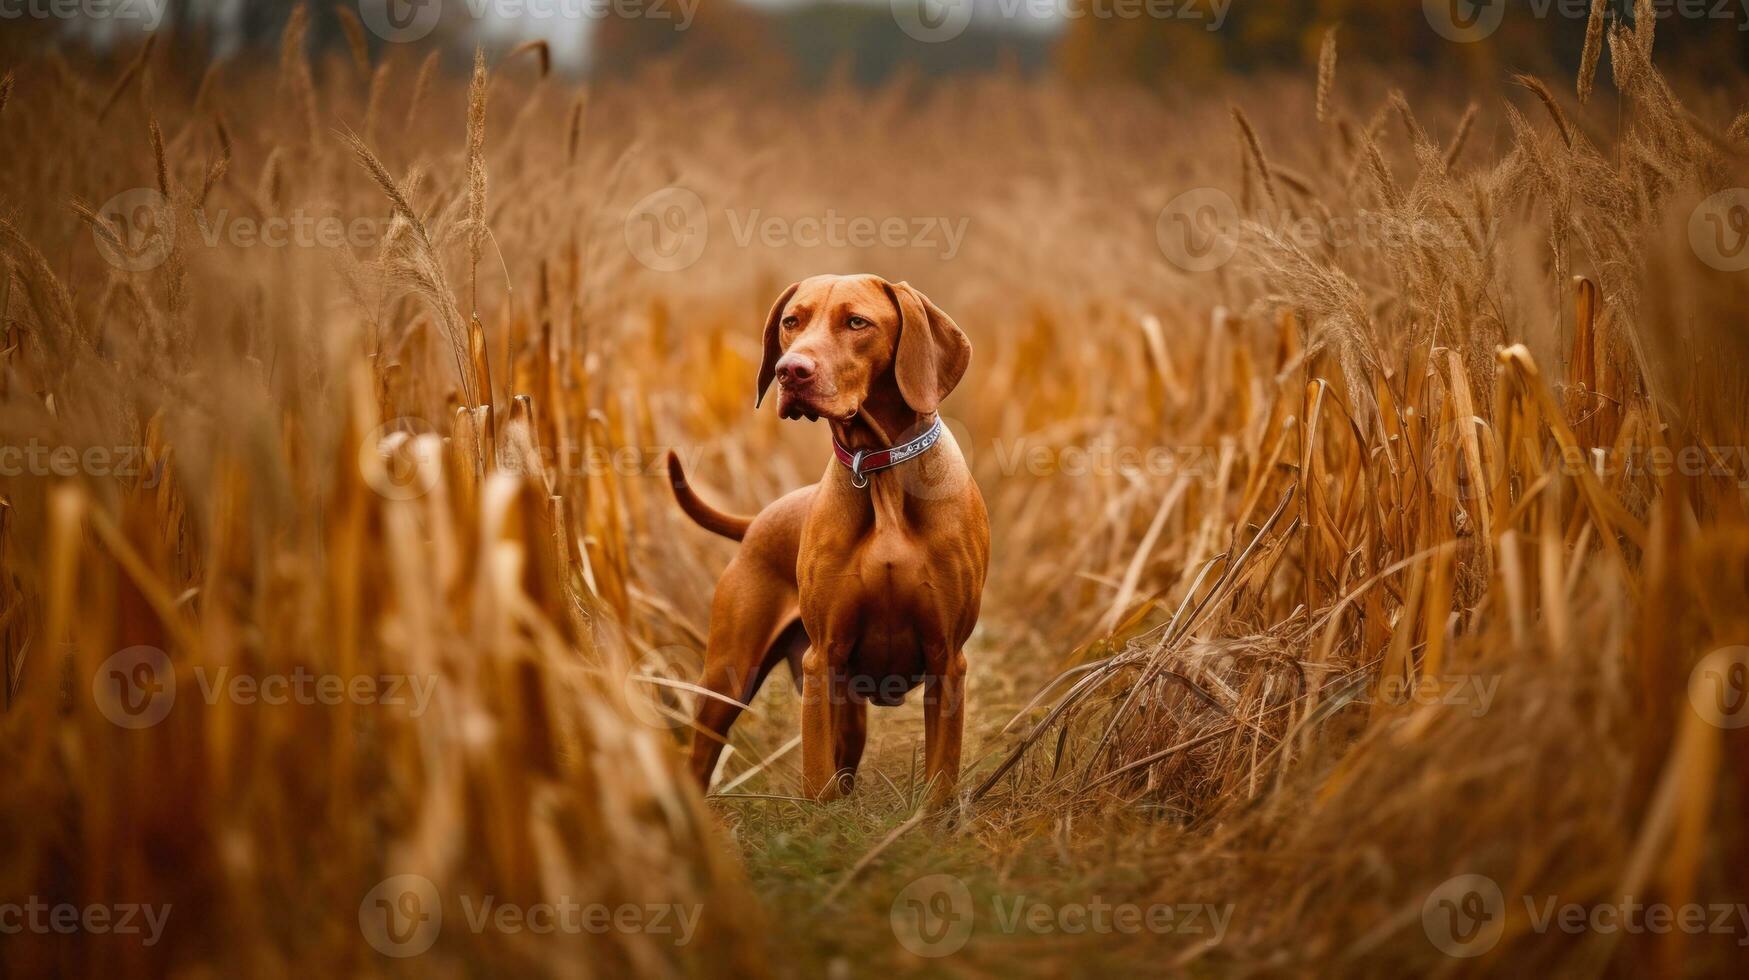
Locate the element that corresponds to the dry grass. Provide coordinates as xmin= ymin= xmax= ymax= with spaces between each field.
xmin=1 ymin=9 xmax=1747 ymax=978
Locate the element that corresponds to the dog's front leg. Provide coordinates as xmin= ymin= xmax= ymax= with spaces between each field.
xmin=923 ymin=647 xmax=967 ymax=808
xmin=800 ymin=643 xmax=846 ymax=801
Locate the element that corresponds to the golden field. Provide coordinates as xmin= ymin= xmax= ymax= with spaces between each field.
xmin=2 ymin=4 xmax=1748 ymax=976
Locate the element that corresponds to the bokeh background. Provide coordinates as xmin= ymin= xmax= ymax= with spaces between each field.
xmin=3 ymin=1 xmax=1749 ymax=977
xmin=40 ymin=0 xmax=1749 ymax=78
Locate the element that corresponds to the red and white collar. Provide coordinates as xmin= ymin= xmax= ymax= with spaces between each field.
xmin=832 ymin=416 xmax=944 ymax=489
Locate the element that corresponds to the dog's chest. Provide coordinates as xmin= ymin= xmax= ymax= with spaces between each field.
xmin=797 ymin=524 xmax=975 ymax=671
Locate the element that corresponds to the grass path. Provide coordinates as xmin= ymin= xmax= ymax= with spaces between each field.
xmin=702 ymin=615 xmax=1210 ymax=977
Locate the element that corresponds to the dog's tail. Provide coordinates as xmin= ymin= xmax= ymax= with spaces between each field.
xmin=666 ymin=451 xmax=753 ymax=542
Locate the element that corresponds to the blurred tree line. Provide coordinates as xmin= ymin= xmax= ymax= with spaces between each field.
xmin=34 ymin=0 xmax=1749 ymax=87
xmin=1055 ymin=0 xmax=1749 ymax=88
xmin=588 ymin=0 xmax=1749 ymax=85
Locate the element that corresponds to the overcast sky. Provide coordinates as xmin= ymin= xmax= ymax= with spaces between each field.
xmin=61 ymin=0 xmax=1064 ymax=69
xmin=479 ymin=0 xmax=1062 ymax=69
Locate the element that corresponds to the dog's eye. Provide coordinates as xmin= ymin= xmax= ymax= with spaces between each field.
xmin=846 ymin=315 xmax=870 ymax=330
xmin=781 ymin=316 xmax=798 ymax=329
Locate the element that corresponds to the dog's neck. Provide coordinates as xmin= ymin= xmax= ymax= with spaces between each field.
xmin=830 ymin=379 xmax=928 ymax=454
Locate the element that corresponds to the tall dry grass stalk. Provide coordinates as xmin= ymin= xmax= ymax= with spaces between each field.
xmin=1579 ymin=0 xmax=1608 ymax=104
xmin=334 ymin=3 xmax=371 ymax=75
xmin=466 ymin=46 xmax=489 ymax=319
xmin=966 ymin=15 xmax=1749 ymax=975
xmin=1 ymin=30 xmax=767 ymax=976
xmin=1315 ymin=28 xmax=1337 ymax=125
xmin=0 ymin=12 xmax=1745 ymax=976
xmin=1232 ymin=106 xmax=1280 ymax=213
xmin=277 ymin=4 xmax=318 ymax=148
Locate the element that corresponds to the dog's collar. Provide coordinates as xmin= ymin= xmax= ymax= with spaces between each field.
xmin=833 ymin=416 xmax=944 ymax=489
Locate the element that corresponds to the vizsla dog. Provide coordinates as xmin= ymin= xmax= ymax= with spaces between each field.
xmin=666 ymin=274 xmax=989 ymax=805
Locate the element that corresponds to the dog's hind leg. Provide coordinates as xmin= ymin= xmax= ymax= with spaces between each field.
xmin=688 ymin=558 xmax=797 ymax=792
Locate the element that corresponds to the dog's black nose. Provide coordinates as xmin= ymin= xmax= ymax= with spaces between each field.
xmin=775 ymin=352 xmax=816 ymax=386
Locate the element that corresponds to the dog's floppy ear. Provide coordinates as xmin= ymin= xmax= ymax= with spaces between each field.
xmin=755 ymin=282 xmax=800 ymax=408
xmin=885 ymin=280 xmax=971 ymax=414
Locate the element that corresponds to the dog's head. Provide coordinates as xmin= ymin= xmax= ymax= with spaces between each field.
xmin=754 ymin=274 xmax=971 ymax=422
